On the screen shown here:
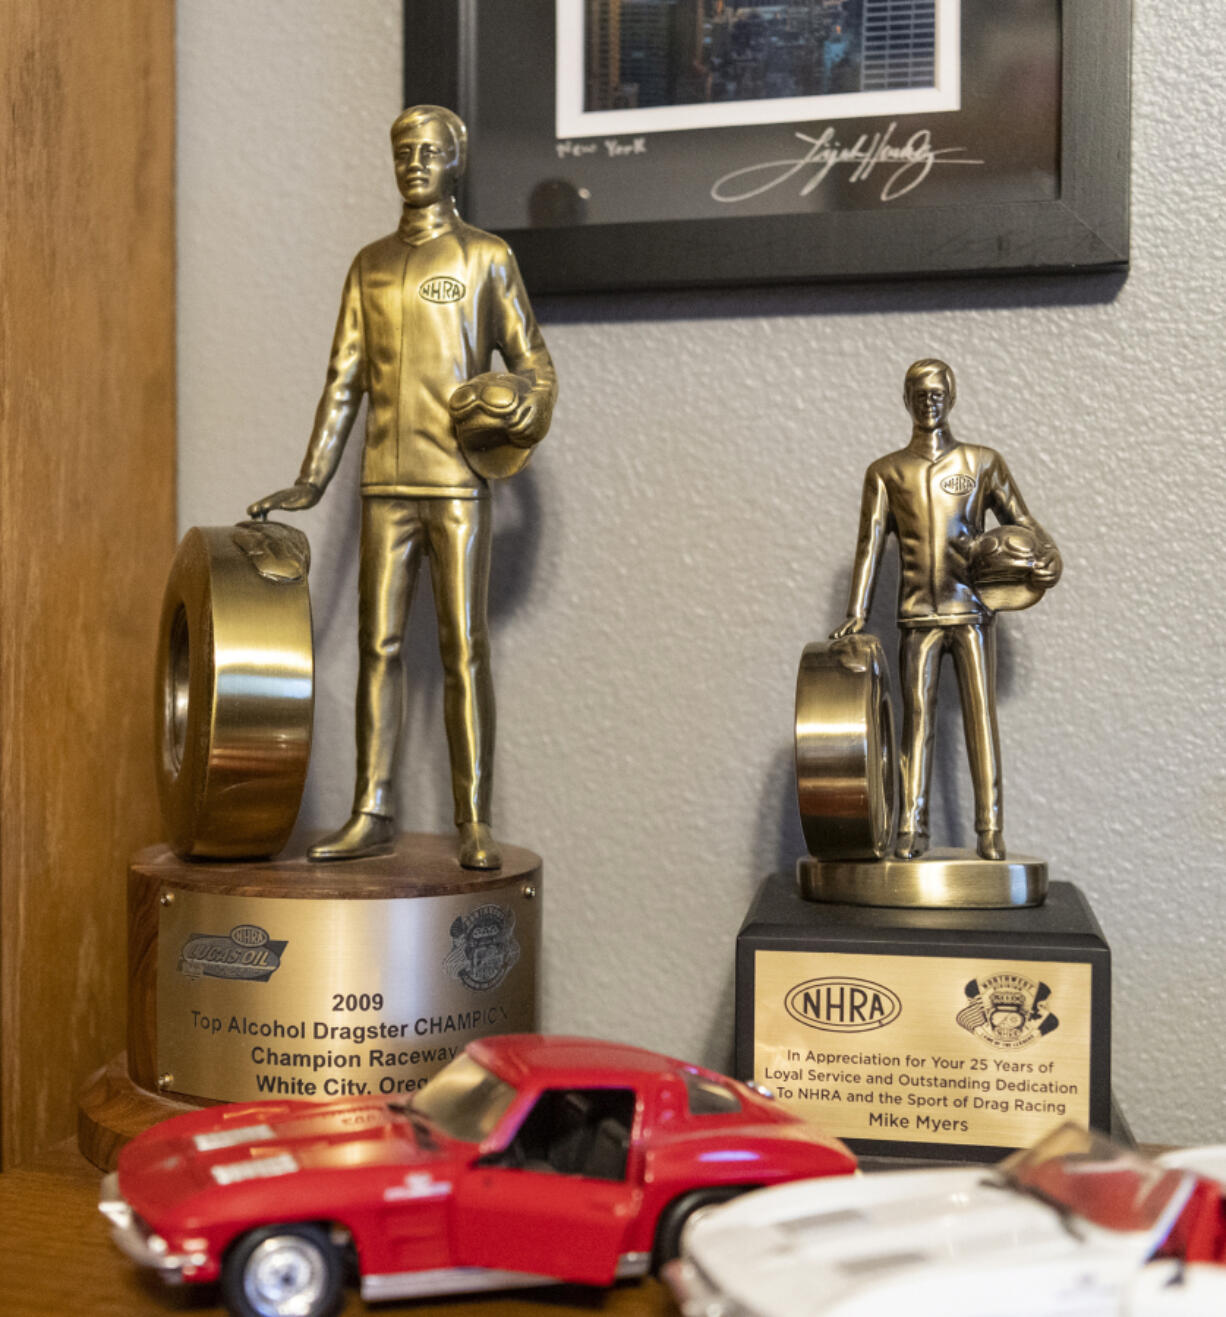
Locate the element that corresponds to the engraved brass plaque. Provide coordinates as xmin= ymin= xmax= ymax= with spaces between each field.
xmin=158 ymin=884 xmax=538 ymax=1103
xmin=753 ymin=949 xmax=1092 ymax=1150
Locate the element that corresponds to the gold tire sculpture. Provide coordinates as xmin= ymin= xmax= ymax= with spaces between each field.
xmin=794 ymin=634 xmax=897 ymax=861
xmin=155 ymin=523 xmax=313 ymax=859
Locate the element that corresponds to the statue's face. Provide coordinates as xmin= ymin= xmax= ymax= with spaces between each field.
xmin=906 ymin=372 xmax=951 ymax=429
xmin=393 ymin=119 xmax=456 ymax=208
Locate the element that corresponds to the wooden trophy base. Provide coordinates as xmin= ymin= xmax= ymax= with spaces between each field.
xmin=79 ymin=1053 xmax=200 ymax=1172
xmin=79 ymin=833 xmax=542 ymax=1171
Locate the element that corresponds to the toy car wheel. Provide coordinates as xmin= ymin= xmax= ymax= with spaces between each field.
xmin=222 ymin=1224 xmax=344 ymax=1317
xmin=652 ymin=1186 xmax=752 ymax=1271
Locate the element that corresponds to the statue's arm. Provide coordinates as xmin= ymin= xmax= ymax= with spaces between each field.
xmin=248 ymin=259 xmax=366 ymax=518
xmin=490 ymin=246 xmax=557 ymax=445
xmin=832 ymin=468 xmax=889 ymax=638
xmin=990 ymin=453 xmax=1061 ymax=582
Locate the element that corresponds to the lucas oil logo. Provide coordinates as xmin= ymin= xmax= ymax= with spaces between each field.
xmin=178 ymin=925 xmax=287 ymax=983
xmin=443 ymin=904 xmax=520 ymax=991
xmin=956 ymin=973 xmax=1059 ymax=1049
xmin=941 ymin=474 xmax=976 ymax=495
xmin=419 ymin=275 xmax=465 ymax=304
xmin=784 ymin=977 xmax=902 ymax=1033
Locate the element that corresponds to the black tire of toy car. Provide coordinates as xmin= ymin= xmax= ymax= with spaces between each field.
xmin=221 ymin=1223 xmax=345 ymax=1317
xmin=651 ymin=1186 xmax=756 ymax=1272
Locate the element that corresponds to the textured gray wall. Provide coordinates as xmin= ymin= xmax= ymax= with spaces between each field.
xmin=178 ymin=3 xmax=1226 ymax=1144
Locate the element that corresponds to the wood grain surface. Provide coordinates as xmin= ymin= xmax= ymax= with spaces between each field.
xmin=0 ymin=1141 xmax=680 ymax=1317
xmin=78 ymin=1053 xmax=200 ymax=1173
xmin=0 ymin=1 xmax=175 ymax=1166
xmin=133 ymin=834 xmax=543 ymax=900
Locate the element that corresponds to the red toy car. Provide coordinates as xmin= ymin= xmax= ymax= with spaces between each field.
xmin=100 ymin=1035 xmax=855 ymax=1317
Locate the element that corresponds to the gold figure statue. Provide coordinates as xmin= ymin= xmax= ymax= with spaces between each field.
xmin=249 ymin=106 xmax=557 ymax=868
xmin=831 ymin=359 xmax=1060 ymax=863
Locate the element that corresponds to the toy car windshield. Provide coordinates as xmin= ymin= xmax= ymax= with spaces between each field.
xmin=1000 ymin=1123 xmax=1193 ymax=1235
xmin=406 ymin=1053 xmax=517 ymax=1143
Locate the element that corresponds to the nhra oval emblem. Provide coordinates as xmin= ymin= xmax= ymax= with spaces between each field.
xmin=941 ymin=474 xmax=976 ymax=495
xmin=784 ymin=977 xmax=902 ymax=1033
xmin=419 ymin=275 xmax=465 ymax=304
xmin=443 ymin=904 xmax=520 ymax=991
xmin=178 ymin=925 xmax=287 ymax=983
xmin=956 ymin=973 xmax=1060 ymax=1049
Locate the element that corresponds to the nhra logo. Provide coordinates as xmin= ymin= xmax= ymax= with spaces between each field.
xmin=419 ymin=275 xmax=465 ymax=304
xmin=956 ymin=973 xmax=1059 ymax=1049
xmin=178 ymin=925 xmax=287 ymax=983
xmin=941 ymin=474 xmax=976 ymax=495
xmin=443 ymin=904 xmax=520 ymax=992
xmin=784 ymin=977 xmax=902 ymax=1033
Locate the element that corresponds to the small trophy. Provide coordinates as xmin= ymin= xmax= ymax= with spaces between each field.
xmin=737 ymin=361 xmax=1114 ymax=1162
xmin=79 ymin=107 xmax=548 ymax=1168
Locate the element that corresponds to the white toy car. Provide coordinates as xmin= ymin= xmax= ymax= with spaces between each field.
xmin=666 ymin=1123 xmax=1226 ymax=1317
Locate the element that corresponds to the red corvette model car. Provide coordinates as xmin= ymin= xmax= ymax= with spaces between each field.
xmin=100 ymin=1035 xmax=855 ymax=1317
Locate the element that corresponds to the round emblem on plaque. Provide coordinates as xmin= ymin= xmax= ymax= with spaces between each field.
xmin=442 ymin=904 xmax=520 ymax=991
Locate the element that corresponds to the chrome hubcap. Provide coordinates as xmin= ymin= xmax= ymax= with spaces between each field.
xmin=243 ymin=1235 xmax=327 ymax=1317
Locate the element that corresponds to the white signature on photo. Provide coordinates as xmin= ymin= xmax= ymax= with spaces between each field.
xmin=712 ymin=122 xmax=983 ymax=204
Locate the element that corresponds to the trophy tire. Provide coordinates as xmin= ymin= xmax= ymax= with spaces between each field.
xmin=155 ymin=524 xmax=313 ymax=859
xmin=795 ymin=635 xmax=897 ymax=861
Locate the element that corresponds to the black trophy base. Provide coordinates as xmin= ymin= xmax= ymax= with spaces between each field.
xmin=736 ymin=872 xmax=1111 ymax=1163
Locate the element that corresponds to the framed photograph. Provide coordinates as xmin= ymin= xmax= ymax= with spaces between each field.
xmin=404 ymin=1 xmax=1129 ymax=294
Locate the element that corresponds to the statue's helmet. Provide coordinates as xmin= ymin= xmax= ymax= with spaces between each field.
xmin=449 ymin=372 xmax=550 ymax=480
xmin=968 ymin=525 xmax=1062 ymax=612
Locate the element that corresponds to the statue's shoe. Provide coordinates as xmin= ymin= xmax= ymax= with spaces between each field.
xmin=977 ymin=828 xmax=1006 ymax=861
xmin=458 ymin=821 xmax=502 ymax=870
xmin=894 ymin=830 xmax=930 ymax=860
xmin=308 ymin=811 xmax=395 ymax=862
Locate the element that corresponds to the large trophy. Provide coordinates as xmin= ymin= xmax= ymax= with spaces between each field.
xmin=79 ymin=107 xmax=550 ymax=1168
xmin=737 ymin=361 xmax=1113 ymax=1162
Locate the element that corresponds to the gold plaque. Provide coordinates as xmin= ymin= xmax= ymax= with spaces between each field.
xmin=157 ymin=882 xmax=538 ymax=1104
xmin=752 ymin=948 xmax=1092 ymax=1151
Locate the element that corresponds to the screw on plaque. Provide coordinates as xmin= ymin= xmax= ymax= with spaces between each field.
xmin=160 ymin=890 xmax=175 ymax=906
xmin=521 ymin=883 xmax=536 ymax=900
xmin=157 ymin=1073 xmax=174 ymax=1090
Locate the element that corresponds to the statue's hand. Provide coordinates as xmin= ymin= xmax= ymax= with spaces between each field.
xmin=247 ymin=482 xmax=322 ymax=520
xmin=1025 ymin=521 xmax=1063 ymax=588
xmin=1032 ymin=544 xmax=1063 ymax=587
xmin=831 ymin=616 xmax=865 ymax=640
xmin=506 ymin=393 xmax=546 ymax=446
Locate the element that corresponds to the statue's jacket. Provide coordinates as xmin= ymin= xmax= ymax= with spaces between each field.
xmin=298 ymin=213 xmax=556 ymax=499
xmin=847 ymin=442 xmax=1034 ymax=627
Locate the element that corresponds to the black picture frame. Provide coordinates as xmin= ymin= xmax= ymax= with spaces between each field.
xmin=405 ymin=1 xmax=1130 ymax=294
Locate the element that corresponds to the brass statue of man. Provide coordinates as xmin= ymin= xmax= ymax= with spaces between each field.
xmin=250 ymin=106 xmax=557 ymax=868
xmin=832 ymin=360 xmax=1059 ymax=863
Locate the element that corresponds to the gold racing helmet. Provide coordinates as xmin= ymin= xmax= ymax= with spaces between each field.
xmin=449 ymin=372 xmax=552 ymax=480
xmin=968 ymin=524 xmax=1062 ymax=612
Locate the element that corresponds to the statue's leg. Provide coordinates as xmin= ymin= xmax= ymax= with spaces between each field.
xmin=897 ymin=626 xmax=943 ymax=856
xmin=353 ymin=497 xmax=423 ymax=818
xmin=423 ymin=496 xmax=498 ymax=868
xmin=952 ymin=622 xmax=1004 ymax=859
xmin=309 ymin=498 xmax=422 ymax=861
